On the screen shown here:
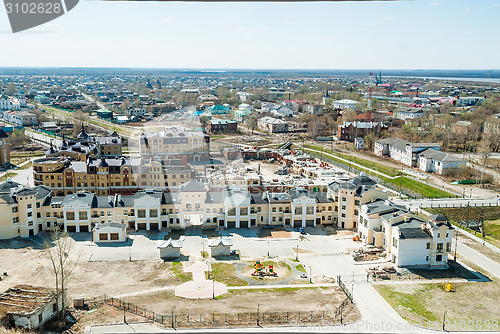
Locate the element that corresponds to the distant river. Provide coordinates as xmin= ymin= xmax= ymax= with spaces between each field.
xmin=390 ymin=76 xmax=500 ymax=84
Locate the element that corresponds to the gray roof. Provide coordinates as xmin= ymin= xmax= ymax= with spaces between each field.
xmin=157 ymin=238 xmax=183 ymax=249
xmin=93 ymin=222 xmax=127 ymax=230
xmin=62 ymin=192 xmax=96 ymax=207
xmin=375 ymin=138 xmax=410 ymax=151
xmin=179 ymin=179 xmax=206 ymax=192
xmin=208 ymin=236 xmax=233 ymax=247
xmin=419 ymin=148 xmax=464 ymax=162
xmin=0 ymin=180 xmax=21 ymax=193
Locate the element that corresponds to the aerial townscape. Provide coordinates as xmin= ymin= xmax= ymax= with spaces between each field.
xmin=1 ymin=1 xmax=500 ymax=333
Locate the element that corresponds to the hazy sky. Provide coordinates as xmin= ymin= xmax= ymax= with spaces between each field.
xmin=1 ymin=0 xmax=499 ymax=69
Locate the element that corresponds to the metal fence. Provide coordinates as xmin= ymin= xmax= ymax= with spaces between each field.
xmin=85 ymin=295 xmax=355 ymax=328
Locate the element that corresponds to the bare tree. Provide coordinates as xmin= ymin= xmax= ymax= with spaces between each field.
xmin=246 ymin=115 xmax=258 ymax=134
xmin=43 ymin=231 xmax=78 ymax=319
xmin=478 ymin=137 xmax=492 ymax=187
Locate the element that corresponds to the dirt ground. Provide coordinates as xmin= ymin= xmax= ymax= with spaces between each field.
xmin=122 ymin=287 xmax=355 ymax=316
xmin=0 ymin=240 xmax=185 ymax=298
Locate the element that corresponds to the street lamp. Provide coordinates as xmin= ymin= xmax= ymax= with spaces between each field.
xmin=257 ymin=303 xmax=261 ymax=326
xmin=202 ymin=241 xmax=205 ymax=258
xmin=296 ymin=244 xmax=299 ymax=261
xmin=267 ymin=241 xmax=270 ymax=258
xmin=212 ymin=277 xmax=215 ymax=299
xmin=309 ymin=265 xmax=312 ymax=284
xmin=171 ymin=306 xmax=176 ymax=328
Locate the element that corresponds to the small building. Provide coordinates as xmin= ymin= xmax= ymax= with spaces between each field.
xmin=93 ymin=222 xmax=128 ymax=243
xmin=40 ymin=122 xmax=60 ymax=133
xmin=158 ymin=238 xmax=183 ymax=259
xmin=96 ymin=108 xmax=113 ymax=119
xmin=222 ymin=147 xmax=241 ymax=160
xmin=115 ymin=115 xmax=129 ymax=124
xmin=0 ymin=285 xmax=62 ymax=330
xmin=208 ymin=236 xmax=233 ymax=256
xmin=354 ymin=137 xmax=365 ymax=150
xmin=418 ymin=149 xmax=466 ymax=175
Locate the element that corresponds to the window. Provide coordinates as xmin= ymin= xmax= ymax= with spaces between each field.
xmin=295 ymin=207 xmax=302 ymax=215
xmin=110 ymin=233 xmax=119 ymax=240
xmin=426 ymin=242 xmax=430 ymax=249
xmin=257 ymin=207 xmax=262 ymax=213
xmin=46 ymin=212 xmax=51 ymax=217
xmin=79 ymin=211 xmax=87 ymax=220
xmin=12 ymin=217 xmax=19 ymax=224
xmin=228 ymin=208 xmax=236 ymax=216
xmin=437 ymin=232 xmax=441 ymax=238
xmin=27 ymin=204 xmax=32 ymax=209
xmin=11 ymin=207 xmax=18 ymax=213
xmin=36 ymin=202 xmax=40 ymax=208
xmin=306 ymin=207 xmax=314 ymax=214
xmin=437 ymin=243 xmax=443 ymax=252
xmin=99 ymin=233 xmax=108 ymax=241
xmin=107 ymin=210 xmax=112 ymax=216
xmin=354 ymin=200 xmax=360 ymax=206
xmin=341 ymin=205 xmax=346 ymax=210
xmin=66 ymin=212 xmax=75 ymax=220
xmin=124 ymin=209 xmax=128 ymax=215
xmin=150 ymin=209 xmax=158 ymax=217
xmin=240 ymin=207 xmax=248 ymax=215
xmin=39 ymin=314 xmax=43 ymax=323
xmin=436 ymin=254 xmax=442 ymax=262
xmin=392 ymin=237 xmax=398 ymax=248
xmin=138 ymin=210 xmax=146 ymax=218
xmin=446 ymin=242 xmax=451 ymax=252
xmin=341 ymin=197 xmax=346 ymax=202
xmin=426 ymin=256 xmax=429 ymax=261
xmin=272 ymin=207 xmax=276 ymax=212
xmin=341 ymin=213 xmax=346 ymax=218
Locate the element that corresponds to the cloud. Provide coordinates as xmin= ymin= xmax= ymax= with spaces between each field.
xmin=281 ymin=20 xmax=300 ymax=26
xmin=361 ymin=22 xmax=377 ymax=26
xmin=256 ymin=26 xmax=269 ymax=31
xmin=384 ymin=16 xmax=394 ymax=20
xmin=161 ymin=19 xmax=170 ymax=24
xmin=465 ymin=8 xmax=471 ymax=12
xmin=430 ymin=2 xmax=439 ymax=6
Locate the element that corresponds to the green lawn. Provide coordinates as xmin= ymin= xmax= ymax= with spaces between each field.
xmin=386 ymin=176 xmax=456 ymax=198
xmin=428 ymin=207 xmax=500 ymax=247
xmin=170 ymin=262 xmax=192 ymax=283
xmin=295 ymin=264 xmax=306 ymax=273
xmin=375 ymin=279 xmax=500 ymax=327
xmin=208 ymin=263 xmax=248 ymax=286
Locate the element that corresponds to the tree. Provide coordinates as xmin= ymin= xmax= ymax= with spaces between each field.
xmin=10 ymin=128 xmax=29 ymax=146
xmin=478 ymin=138 xmax=492 ymax=187
xmin=364 ymin=133 xmax=376 ymax=150
xmin=43 ymin=231 xmax=78 ymax=319
xmin=246 ymin=115 xmax=258 ymax=134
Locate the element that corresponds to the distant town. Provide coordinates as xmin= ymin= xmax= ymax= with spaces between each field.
xmin=0 ymin=69 xmax=499 ymax=333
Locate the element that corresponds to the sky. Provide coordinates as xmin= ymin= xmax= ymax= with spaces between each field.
xmin=0 ymin=0 xmax=499 ymax=69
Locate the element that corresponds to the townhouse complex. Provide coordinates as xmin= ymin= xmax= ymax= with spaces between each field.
xmin=33 ymin=127 xmax=195 ymax=196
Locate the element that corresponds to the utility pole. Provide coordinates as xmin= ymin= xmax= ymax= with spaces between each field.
xmin=296 ymin=244 xmax=299 ymax=261
xmin=442 ymin=310 xmax=447 ymax=331
xmin=212 ymin=278 xmax=215 ymax=299
xmin=454 ymin=227 xmax=458 ymax=262
xmin=171 ymin=306 xmax=176 ymax=328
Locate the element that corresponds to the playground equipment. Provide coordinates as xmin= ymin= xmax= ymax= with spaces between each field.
xmin=251 ymin=261 xmax=278 ymax=277
xmin=442 ymin=281 xmax=456 ymax=292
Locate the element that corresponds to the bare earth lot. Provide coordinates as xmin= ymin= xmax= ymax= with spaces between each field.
xmin=121 ymin=287 xmax=356 ymax=317
xmin=0 ymin=238 xmax=188 ymax=298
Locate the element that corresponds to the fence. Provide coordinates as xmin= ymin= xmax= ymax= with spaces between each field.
xmin=85 ymin=295 xmax=355 ymax=328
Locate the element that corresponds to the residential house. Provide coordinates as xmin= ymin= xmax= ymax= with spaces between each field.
xmin=357 ymin=199 xmax=453 ymax=268
xmin=92 ymin=222 xmax=128 ymax=243
xmin=418 ymin=149 xmax=466 ymax=175
xmin=206 ymin=119 xmax=238 ymax=134
xmin=374 ymin=138 xmax=440 ymax=167
xmin=258 ymin=116 xmax=289 ymax=133
xmin=337 ymin=121 xmax=387 ymax=142
xmin=395 ymin=107 xmax=424 ymax=121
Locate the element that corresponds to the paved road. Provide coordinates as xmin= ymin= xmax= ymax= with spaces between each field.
xmin=456 ymin=240 xmax=500 ymax=279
